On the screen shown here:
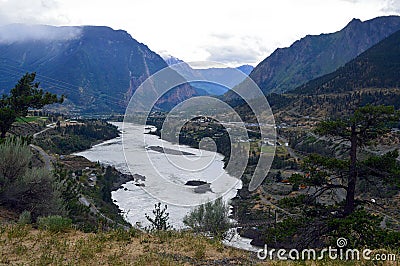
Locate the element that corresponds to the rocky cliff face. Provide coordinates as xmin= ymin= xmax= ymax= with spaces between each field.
xmin=242 ymin=16 xmax=400 ymax=95
xmin=293 ymin=29 xmax=400 ymax=95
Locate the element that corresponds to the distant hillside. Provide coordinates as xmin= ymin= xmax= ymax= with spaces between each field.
xmin=235 ymin=15 xmax=400 ymax=96
xmin=236 ymin=65 xmax=254 ymax=76
xmin=0 ymin=24 xmax=198 ymax=114
xmin=267 ymin=29 xmax=400 ymax=119
xmin=164 ymin=55 xmax=253 ymax=95
xmin=293 ymin=29 xmax=400 ymax=95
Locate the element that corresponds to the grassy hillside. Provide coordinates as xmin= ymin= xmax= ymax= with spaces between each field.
xmin=1 ymin=224 xmax=398 ymax=265
xmin=0 ymin=225 xmax=257 ymax=265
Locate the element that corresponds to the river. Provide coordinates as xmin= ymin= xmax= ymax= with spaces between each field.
xmin=76 ymin=122 xmax=258 ymax=251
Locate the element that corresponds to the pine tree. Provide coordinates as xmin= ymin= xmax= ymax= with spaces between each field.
xmin=145 ymin=202 xmax=171 ymax=231
xmin=0 ymin=72 xmax=63 ymax=138
xmin=290 ymin=104 xmax=400 ymax=216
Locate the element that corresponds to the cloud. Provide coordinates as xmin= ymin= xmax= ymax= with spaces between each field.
xmin=0 ymin=0 xmax=67 ymax=25
xmin=209 ymin=33 xmax=235 ymax=40
xmin=203 ymin=34 xmax=271 ymax=66
xmin=381 ymin=0 xmax=400 ymax=13
xmin=0 ymin=0 xmax=399 ymax=67
xmin=0 ymin=1 xmax=80 ymax=43
xmin=205 ymin=45 xmax=266 ymax=66
xmin=338 ymin=0 xmax=400 ymax=15
xmin=0 ymin=24 xmax=82 ymax=43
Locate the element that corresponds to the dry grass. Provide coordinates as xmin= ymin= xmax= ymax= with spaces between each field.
xmin=0 ymin=225 xmax=254 ymax=265
xmin=0 ymin=224 xmax=397 ymax=265
xmin=0 ymin=207 xmax=18 ymax=224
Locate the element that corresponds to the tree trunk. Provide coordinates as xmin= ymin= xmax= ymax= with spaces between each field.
xmin=344 ymin=123 xmax=357 ymax=215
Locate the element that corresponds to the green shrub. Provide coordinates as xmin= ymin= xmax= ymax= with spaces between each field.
xmin=37 ymin=215 xmax=72 ymax=233
xmin=183 ymin=198 xmax=231 ymax=238
xmin=18 ymin=211 xmax=31 ymax=225
xmin=3 ymin=168 xmax=66 ymax=218
xmin=327 ymin=209 xmax=400 ymax=249
xmin=0 ymin=138 xmax=66 ymax=219
xmin=0 ymin=137 xmax=31 ymax=188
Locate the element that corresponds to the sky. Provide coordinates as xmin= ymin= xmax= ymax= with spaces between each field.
xmin=0 ymin=0 xmax=399 ymax=67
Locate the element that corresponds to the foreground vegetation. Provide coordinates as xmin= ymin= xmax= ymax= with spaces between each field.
xmin=0 ymin=138 xmax=65 ymax=220
xmin=0 ymin=133 xmax=130 ymax=234
xmin=0 ymin=224 xmax=258 ymax=265
xmin=1 ymin=224 xmax=398 ymax=265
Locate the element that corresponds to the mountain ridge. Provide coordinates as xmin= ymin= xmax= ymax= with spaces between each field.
xmin=234 ymin=15 xmax=400 ymax=97
xmin=292 ymin=28 xmax=400 ymax=95
xmin=163 ymin=55 xmax=253 ymax=95
xmin=266 ymin=28 xmax=400 ymax=119
xmin=0 ymin=24 xmax=198 ymax=114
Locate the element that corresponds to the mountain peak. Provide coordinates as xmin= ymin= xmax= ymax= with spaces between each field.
xmin=341 ymin=18 xmax=363 ymax=32
xmin=236 ymin=65 xmax=254 ymax=76
xmin=237 ymin=15 xmax=400 ymax=95
xmin=348 ymin=18 xmax=362 ymax=25
xmin=162 ymin=55 xmax=185 ymax=66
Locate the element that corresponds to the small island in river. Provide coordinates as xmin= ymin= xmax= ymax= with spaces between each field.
xmin=146 ymin=145 xmax=195 ymax=156
xmin=185 ymin=180 xmax=212 ymax=194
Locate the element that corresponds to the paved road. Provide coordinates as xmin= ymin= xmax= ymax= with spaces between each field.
xmin=30 ymin=123 xmax=56 ymax=170
xmin=32 ymin=123 xmax=55 ymax=139
xmin=29 ymin=144 xmax=54 ymax=171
